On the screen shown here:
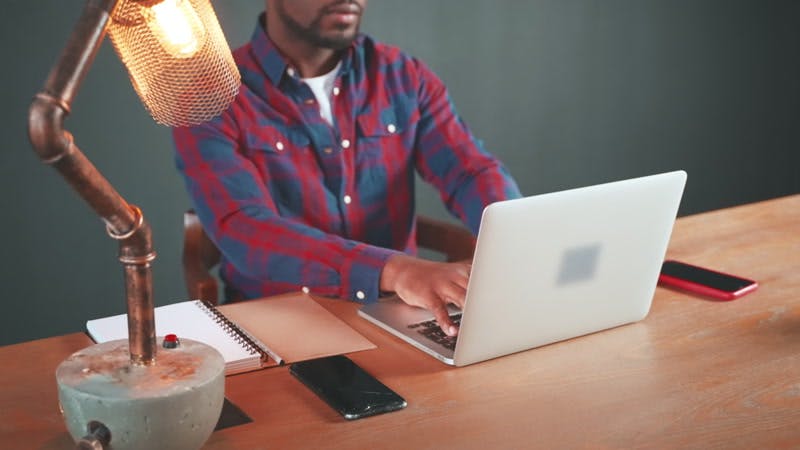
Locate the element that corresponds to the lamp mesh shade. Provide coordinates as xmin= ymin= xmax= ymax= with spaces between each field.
xmin=107 ymin=0 xmax=240 ymax=127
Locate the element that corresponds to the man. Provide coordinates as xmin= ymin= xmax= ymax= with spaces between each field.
xmin=172 ymin=0 xmax=521 ymax=336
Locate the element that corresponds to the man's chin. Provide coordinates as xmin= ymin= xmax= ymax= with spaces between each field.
xmin=318 ymin=32 xmax=358 ymax=50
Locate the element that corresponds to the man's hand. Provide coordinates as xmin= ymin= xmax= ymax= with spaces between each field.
xmin=380 ymin=254 xmax=471 ymax=337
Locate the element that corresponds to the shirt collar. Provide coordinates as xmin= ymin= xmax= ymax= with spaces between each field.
xmin=249 ymin=12 xmax=362 ymax=86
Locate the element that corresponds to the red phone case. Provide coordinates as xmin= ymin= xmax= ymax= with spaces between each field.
xmin=658 ymin=262 xmax=758 ymax=300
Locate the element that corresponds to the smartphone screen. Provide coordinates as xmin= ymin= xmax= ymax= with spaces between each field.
xmin=289 ymin=355 xmax=407 ymax=420
xmin=659 ymin=260 xmax=758 ymax=300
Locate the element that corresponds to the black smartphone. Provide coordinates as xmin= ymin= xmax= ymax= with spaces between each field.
xmin=289 ymin=355 xmax=407 ymax=420
xmin=659 ymin=260 xmax=758 ymax=300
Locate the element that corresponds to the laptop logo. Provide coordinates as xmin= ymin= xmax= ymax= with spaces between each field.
xmin=556 ymin=244 xmax=602 ymax=285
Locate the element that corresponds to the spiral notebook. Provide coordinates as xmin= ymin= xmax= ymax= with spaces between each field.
xmin=86 ymin=293 xmax=376 ymax=375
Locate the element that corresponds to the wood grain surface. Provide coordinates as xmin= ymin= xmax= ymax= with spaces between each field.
xmin=2 ymin=195 xmax=798 ymax=449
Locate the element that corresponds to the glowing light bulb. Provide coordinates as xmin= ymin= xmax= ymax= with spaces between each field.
xmin=147 ymin=0 xmax=206 ymax=58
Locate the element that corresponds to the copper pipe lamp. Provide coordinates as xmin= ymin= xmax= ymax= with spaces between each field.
xmin=28 ymin=0 xmax=240 ymax=448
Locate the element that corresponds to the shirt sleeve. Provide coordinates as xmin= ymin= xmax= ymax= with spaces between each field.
xmin=172 ymin=110 xmax=398 ymax=303
xmin=411 ymin=58 xmax=522 ymax=234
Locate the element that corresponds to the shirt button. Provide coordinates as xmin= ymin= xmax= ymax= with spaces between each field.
xmin=287 ymin=67 xmax=296 ymax=77
xmin=387 ymin=124 xmax=397 ymax=133
xmin=341 ymin=139 xmax=351 ymax=149
xmin=304 ymin=98 xmax=315 ymax=105
xmin=275 ymin=141 xmax=284 ymax=151
xmin=355 ymin=290 xmax=366 ymax=301
xmin=333 ymin=86 xmax=340 ymax=96
xmin=323 ymin=147 xmax=333 ymax=154
xmin=301 ymin=286 xmax=310 ymax=294
xmin=343 ymin=195 xmax=352 ymax=205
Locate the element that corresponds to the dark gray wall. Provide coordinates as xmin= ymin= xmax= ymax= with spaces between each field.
xmin=2 ymin=0 xmax=798 ymax=345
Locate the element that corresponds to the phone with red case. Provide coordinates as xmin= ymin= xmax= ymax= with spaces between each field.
xmin=659 ymin=260 xmax=758 ymax=300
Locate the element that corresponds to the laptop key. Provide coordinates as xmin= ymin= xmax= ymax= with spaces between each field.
xmin=408 ymin=313 xmax=463 ymax=330
xmin=412 ymin=313 xmax=462 ymax=351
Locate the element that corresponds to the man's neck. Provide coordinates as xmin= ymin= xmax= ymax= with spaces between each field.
xmin=265 ymin=16 xmax=343 ymax=78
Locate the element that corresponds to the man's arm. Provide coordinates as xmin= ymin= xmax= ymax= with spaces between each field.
xmin=376 ymin=57 xmax=522 ymax=334
xmin=172 ymin=112 xmax=398 ymax=303
xmin=411 ymin=58 xmax=522 ymax=234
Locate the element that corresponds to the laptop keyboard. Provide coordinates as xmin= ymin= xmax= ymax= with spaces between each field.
xmin=408 ymin=313 xmax=462 ymax=351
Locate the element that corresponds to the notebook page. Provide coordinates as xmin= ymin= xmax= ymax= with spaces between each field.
xmin=218 ymin=292 xmax=376 ymax=363
xmin=86 ymin=300 xmax=261 ymax=373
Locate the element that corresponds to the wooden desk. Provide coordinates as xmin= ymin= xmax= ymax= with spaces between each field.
xmin=2 ymin=195 xmax=799 ymax=449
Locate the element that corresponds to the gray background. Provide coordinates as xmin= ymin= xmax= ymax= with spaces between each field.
xmin=2 ymin=0 xmax=798 ymax=345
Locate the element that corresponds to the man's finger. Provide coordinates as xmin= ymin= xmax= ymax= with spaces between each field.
xmin=440 ymin=281 xmax=467 ymax=308
xmin=432 ymin=303 xmax=457 ymax=337
xmin=451 ymin=263 xmax=471 ymax=289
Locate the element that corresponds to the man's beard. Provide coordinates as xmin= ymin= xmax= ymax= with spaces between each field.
xmin=275 ymin=1 xmax=360 ymax=50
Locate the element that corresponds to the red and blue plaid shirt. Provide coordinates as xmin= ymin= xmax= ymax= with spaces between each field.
xmin=172 ymin=16 xmax=521 ymax=304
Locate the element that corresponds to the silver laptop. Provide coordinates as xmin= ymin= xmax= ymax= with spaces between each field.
xmin=358 ymin=171 xmax=687 ymax=366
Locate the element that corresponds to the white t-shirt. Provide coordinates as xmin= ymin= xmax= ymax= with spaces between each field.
xmin=302 ymin=61 xmax=342 ymax=127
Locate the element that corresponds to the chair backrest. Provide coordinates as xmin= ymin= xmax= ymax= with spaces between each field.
xmin=182 ymin=210 xmax=476 ymax=304
xmin=183 ymin=210 xmax=222 ymax=303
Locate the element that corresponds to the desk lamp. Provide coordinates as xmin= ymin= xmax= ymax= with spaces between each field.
xmin=28 ymin=0 xmax=240 ymax=448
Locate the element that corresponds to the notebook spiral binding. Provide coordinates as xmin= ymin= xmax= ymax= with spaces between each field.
xmin=197 ymin=300 xmax=270 ymax=363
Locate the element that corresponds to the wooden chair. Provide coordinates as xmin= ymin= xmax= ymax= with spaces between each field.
xmin=183 ymin=210 xmax=476 ymax=304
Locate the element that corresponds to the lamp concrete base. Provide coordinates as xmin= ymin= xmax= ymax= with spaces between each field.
xmin=56 ymin=338 xmax=225 ymax=450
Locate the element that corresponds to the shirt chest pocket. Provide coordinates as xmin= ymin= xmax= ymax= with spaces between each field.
xmin=356 ymin=111 xmax=403 ymax=138
xmin=243 ymin=127 xmax=315 ymax=185
xmin=244 ymin=127 xmax=311 ymax=156
xmin=355 ymin=107 xmax=411 ymax=162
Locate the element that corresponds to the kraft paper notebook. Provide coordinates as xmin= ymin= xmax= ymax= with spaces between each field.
xmin=86 ymin=293 xmax=376 ymax=375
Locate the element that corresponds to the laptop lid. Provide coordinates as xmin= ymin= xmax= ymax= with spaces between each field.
xmin=359 ymin=171 xmax=687 ymax=366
